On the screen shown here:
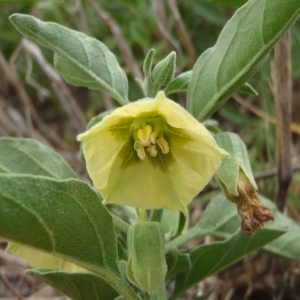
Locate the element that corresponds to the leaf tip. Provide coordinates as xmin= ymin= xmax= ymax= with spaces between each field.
xmin=9 ymin=13 xmax=19 ymax=24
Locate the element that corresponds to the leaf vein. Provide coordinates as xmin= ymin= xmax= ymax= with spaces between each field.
xmin=17 ymin=21 xmax=126 ymax=105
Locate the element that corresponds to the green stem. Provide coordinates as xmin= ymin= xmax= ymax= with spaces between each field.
xmin=96 ymin=268 xmax=140 ymax=300
xmin=165 ymin=228 xmax=211 ymax=252
xmin=138 ymin=209 xmax=148 ymax=222
xmin=111 ymin=213 xmax=130 ymax=233
xmin=150 ymin=209 xmax=163 ymax=222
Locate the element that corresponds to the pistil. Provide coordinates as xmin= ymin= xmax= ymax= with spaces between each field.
xmin=137 ymin=125 xmax=152 ymax=146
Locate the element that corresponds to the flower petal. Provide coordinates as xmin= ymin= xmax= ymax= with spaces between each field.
xmin=78 ymin=115 xmax=132 ymax=189
xmin=78 ymin=92 xmax=229 ymax=212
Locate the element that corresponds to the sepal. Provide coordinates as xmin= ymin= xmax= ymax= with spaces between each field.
xmin=215 ymin=132 xmax=257 ymax=195
xmin=126 ymin=222 xmax=167 ymax=295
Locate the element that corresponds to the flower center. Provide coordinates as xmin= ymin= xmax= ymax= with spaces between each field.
xmin=133 ymin=119 xmax=169 ymax=160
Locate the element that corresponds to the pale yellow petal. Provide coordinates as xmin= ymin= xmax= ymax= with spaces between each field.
xmin=78 ymin=91 xmax=229 ymax=213
xmin=102 ymin=153 xmax=187 ymax=213
xmin=100 ymin=138 xmax=225 ymax=213
xmin=78 ymin=115 xmax=131 ymax=190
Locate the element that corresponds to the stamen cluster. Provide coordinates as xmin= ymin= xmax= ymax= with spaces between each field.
xmin=133 ymin=122 xmax=169 ymax=160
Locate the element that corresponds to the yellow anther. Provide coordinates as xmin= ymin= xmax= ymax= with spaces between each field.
xmin=136 ymin=145 xmax=146 ymax=160
xmin=137 ymin=125 xmax=152 ymax=146
xmin=145 ymin=124 xmax=152 ymax=137
xmin=147 ymin=145 xmax=157 ymax=157
xmin=150 ymin=132 xmax=157 ymax=144
xmin=157 ymin=138 xmax=169 ymax=154
xmin=133 ymin=120 xmax=170 ymax=160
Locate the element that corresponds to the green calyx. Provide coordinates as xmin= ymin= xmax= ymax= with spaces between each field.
xmin=126 ymin=222 xmax=167 ymax=295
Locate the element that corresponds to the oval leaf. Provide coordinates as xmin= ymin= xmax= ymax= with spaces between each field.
xmin=187 ymin=0 xmax=300 ymax=120
xmin=194 ymin=193 xmax=300 ymax=261
xmin=0 ymin=174 xmax=119 ymax=274
xmin=26 ymin=269 xmax=118 ymax=300
xmin=0 ymin=137 xmax=77 ymax=179
xmin=9 ymin=14 xmax=129 ymax=105
xmin=171 ymin=227 xmax=285 ymax=299
xmin=152 ymin=51 xmax=176 ymax=87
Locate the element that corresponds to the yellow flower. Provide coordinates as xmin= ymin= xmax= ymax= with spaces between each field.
xmin=78 ymin=92 xmax=228 ymax=213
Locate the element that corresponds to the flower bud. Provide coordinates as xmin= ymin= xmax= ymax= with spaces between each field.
xmin=126 ymin=222 xmax=167 ymax=294
xmin=152 ymin=52 xmax=176 ymax=86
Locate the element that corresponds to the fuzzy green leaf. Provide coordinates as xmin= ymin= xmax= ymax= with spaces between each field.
xmin=10 ymin=13 xmax=129 ymax=105
xmin=239 ymin=82 xmax=258 ymax=96
xmin=0 ymin=174 xmax=119 ymax=274
xmin=0 ymin=137 xmax=77 ymax=179
xmin=166 ymin=248 xmax=191 ymax=278
xmin=195 ymin=194 xmax=300 ymax=261
xmin=26 ymin=269 xmax=118 ymax=300
xmin=143 ymin=49 xmax=155 ymax=78
xmin=152 ymin=51 xmax=176 ymax=87
xmin=215 ymin=132 xmax=257 ymax=195
xmin=171 ymin=227 xmax=285 ymax=299
xmin=142 ymin=49 xmax=159 ymax=97
xmin=187 ymin=0 xmax=300 ymax=120
xmin=165 ymin=71 xmax=192 ymax=96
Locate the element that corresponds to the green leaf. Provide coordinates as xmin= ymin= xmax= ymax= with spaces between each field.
xmin=239 ymin=82 xmax=258 ymax=96
xmin=0 ymin=174 xmax=139 ymax=299
xmin=0 ymin=137 xmax=77 ymax=179
xmin=211 ymin=0 xmax=248 ymax=7
xmin=171 ymin=227 xmax=285 ymax=299
xmin=165 ymin=71 xmax=192 ymax=96
xmin=161 ymin=210 xmax=180 ymax=238
xmin=195 ymin=194 xmax=300 ymax=261
xmin=142 ymin=49 xmax=159 ymax=97
xmin=193 ymin=193 xmax=241 ymax=237
xmin=152 ymin=51 xmax=176 ymax=87
xmin=166 ymin=248 xmax=191 ymax=278
xmin=0 ymin=174 xmax=119 ymax=274
xmin=9 ymin=14 xmax=129 ymax=106
xmin=202 ymin=120 xmax=221 ymax=134
xmin=143 ymin=49 xmax=155 ymax=78
xmin=126 ymin=259 xmax=140 ymax=289
xmin=258 ymin=197 xmax=300 ymax=260
xmin=193 ymin=1 xmax=226 ymax=27
xmin=215 ymin=132 xmax=257 ymax=195
xmin=117 ymin=237 xmax=128 ymax=261
xmin=26 ymin=269 xmax=118 ymax=300
xmin=187 ymin=0 xmax=300 ymax=120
